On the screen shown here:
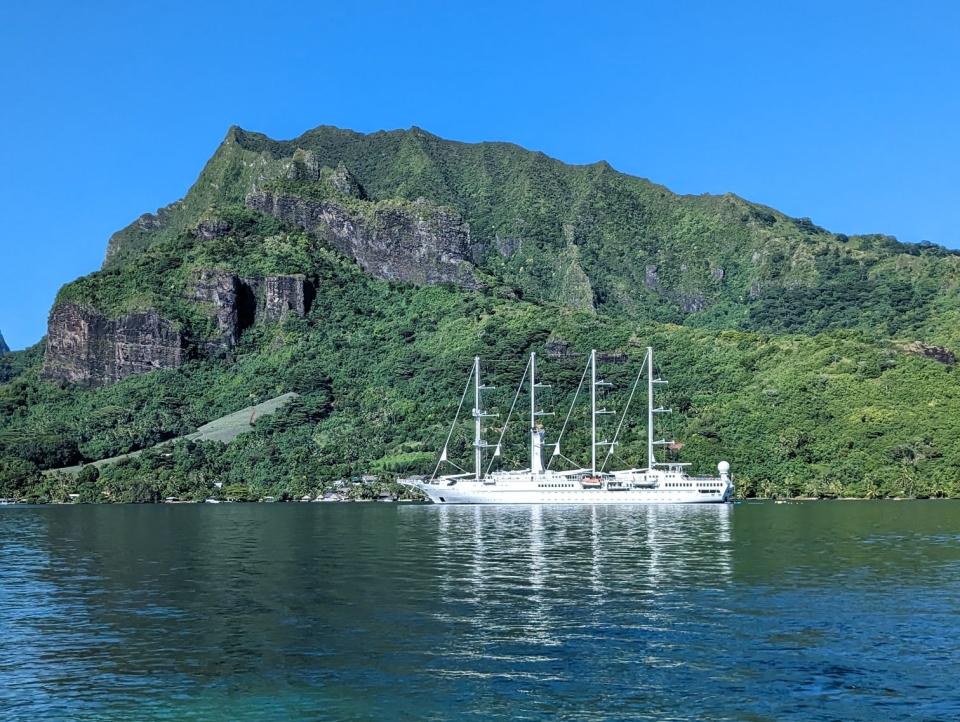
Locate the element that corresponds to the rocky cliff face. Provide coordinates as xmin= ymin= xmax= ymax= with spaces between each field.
xmin=245 ymin=190 xmax=480 ymax=290
xmin=191 ymin=270 xmax=254 ymax=350
xmin=190 ymin=270 xmax=314 ymax=351
xmin=41 ymin=304 xmax=186 ymax=387
xmin=259 ymin=274 xmax=314 ymax=322
xmin=42 ymin=271 xmax=316 ymax=386
xmin=0 ymin=330 xmax=8 ymax=355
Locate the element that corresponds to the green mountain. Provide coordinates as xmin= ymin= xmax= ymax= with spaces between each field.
xmin=2 ymin=124 xmax=959 ymax=502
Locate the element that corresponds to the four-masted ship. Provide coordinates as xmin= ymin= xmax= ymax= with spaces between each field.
xmin=401 ymin=347 xmax=733 ymax=504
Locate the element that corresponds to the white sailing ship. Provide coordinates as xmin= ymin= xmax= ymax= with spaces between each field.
xmin=401 ymin=347 xmax=733 ymax=504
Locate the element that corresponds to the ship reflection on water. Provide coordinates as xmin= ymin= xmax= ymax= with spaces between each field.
xmin=428 ymin=504 xmax=734 ymax=682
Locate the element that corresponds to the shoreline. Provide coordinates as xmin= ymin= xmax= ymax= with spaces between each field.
xmin=1 ymin=496 xmax=957 ymax=506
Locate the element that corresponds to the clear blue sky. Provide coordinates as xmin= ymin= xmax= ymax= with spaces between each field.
xmin=2 ymin=0 xmax=958 ymax=349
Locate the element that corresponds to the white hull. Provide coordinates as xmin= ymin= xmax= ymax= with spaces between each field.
xmin=404 ymin=475 xmax=733 ymax=505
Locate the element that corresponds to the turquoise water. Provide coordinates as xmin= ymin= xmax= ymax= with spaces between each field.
xmin=1 ymin=502 xmax=958 ymax=720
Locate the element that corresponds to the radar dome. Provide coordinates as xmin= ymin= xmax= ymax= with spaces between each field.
xmin=717 ymin=461 xmax=730 ymax=474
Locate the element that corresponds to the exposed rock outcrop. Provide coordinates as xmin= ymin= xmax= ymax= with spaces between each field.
xmin=190 ymin=270 xmax=314 ymax=350
xmin=260 ymin=274 xmax=314 ymax=322
xmin=679 ymin=293 xmax=707 ymax=313
xmin=329 ymin=162 xmax=365 ymax=199
xmin=42 ymin=304 xmax=186 ymax=387
xmin=191 ymin=270 xmax=254 ymax=350
xmin=494 ymin=236 xmax=521 ymax=258
xmin=195 ymin=217 xmax=232 ymax=240
xmin=644 ymin=265 xmax=659 ymax=289
xmin=245 ymin=190 xmax=480 ymax=290
xmin=902 ymin=341 xmax=956 ymax=365
xmin=44 ymin=270 xmax=316 ymax=386
xmin=0 ymin=330 xmax=8 ymax=355
xmin=545 ymin=339 xmax=574 ymax=359
xmin=287 ymin=148 xmax=322 ymax=182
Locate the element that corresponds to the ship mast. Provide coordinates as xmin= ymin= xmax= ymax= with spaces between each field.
xmin=531 ymin=352 xmax=536 ymax=456
xmin=647 ymin=346 xmax=672 ymax=468
xmin=531 ymin=352 xmax=540 ymax=474
xmin=472 ymin=357 xmax=495 ymax=480
xmin=647 ymin=347 xmax=654 ymax=468
xmin=474 ymin=356 xmax=482 ymax=480
xmin=589 ymin=349 xmax=614 ymax=474
xmin=529 ymin=352 xmax=552 ymax=474
xmin=590 ymin=349 xmax=597 ymax=474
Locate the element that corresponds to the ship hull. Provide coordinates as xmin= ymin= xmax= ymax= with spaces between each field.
xmin=404 ymin=480 xmax=733 ymax=505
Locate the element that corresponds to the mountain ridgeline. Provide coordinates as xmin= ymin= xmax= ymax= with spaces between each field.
xmin=2 ymin=124 xmax=960 ymax=502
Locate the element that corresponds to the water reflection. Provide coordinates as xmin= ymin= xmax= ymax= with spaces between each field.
xmin=1 ymin=503 xmax=958 ymax=721
xmin=425 ymin=503 xmax=736 ymax=696
xmin=431 ymin=504 xmax=733 ymax=602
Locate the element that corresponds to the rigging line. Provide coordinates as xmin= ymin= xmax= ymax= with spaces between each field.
xmin=485 ymin=355 xmax=530 ymax=476
xmin=431 ymin=363 xmax=475 ymax=481
xmin=547 ymin=353 xmax=591 ymax=469
xmin=600 ymin=354 xmax=648 ymax=472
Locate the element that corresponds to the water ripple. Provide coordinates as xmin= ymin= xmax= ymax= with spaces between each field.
xmin=0 ymin=502 xmax=959 ymax=720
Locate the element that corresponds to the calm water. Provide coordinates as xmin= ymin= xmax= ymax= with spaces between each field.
xmin=1 ymin=502 xmax=958 ymax=721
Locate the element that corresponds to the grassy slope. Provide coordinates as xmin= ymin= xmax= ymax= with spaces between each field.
xmin=46 ymin=392 xmax=299 ymax=476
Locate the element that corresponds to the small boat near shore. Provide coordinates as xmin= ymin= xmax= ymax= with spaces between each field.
xmin=401 ymin=347 xmax=734 ymax=505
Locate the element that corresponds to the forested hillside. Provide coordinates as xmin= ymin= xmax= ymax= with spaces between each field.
xmin=2 ymin=124 xmax=958 ymax=502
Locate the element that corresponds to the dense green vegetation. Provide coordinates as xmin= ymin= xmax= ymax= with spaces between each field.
xmin=3 ymin=124 xmax=960 ymax=502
